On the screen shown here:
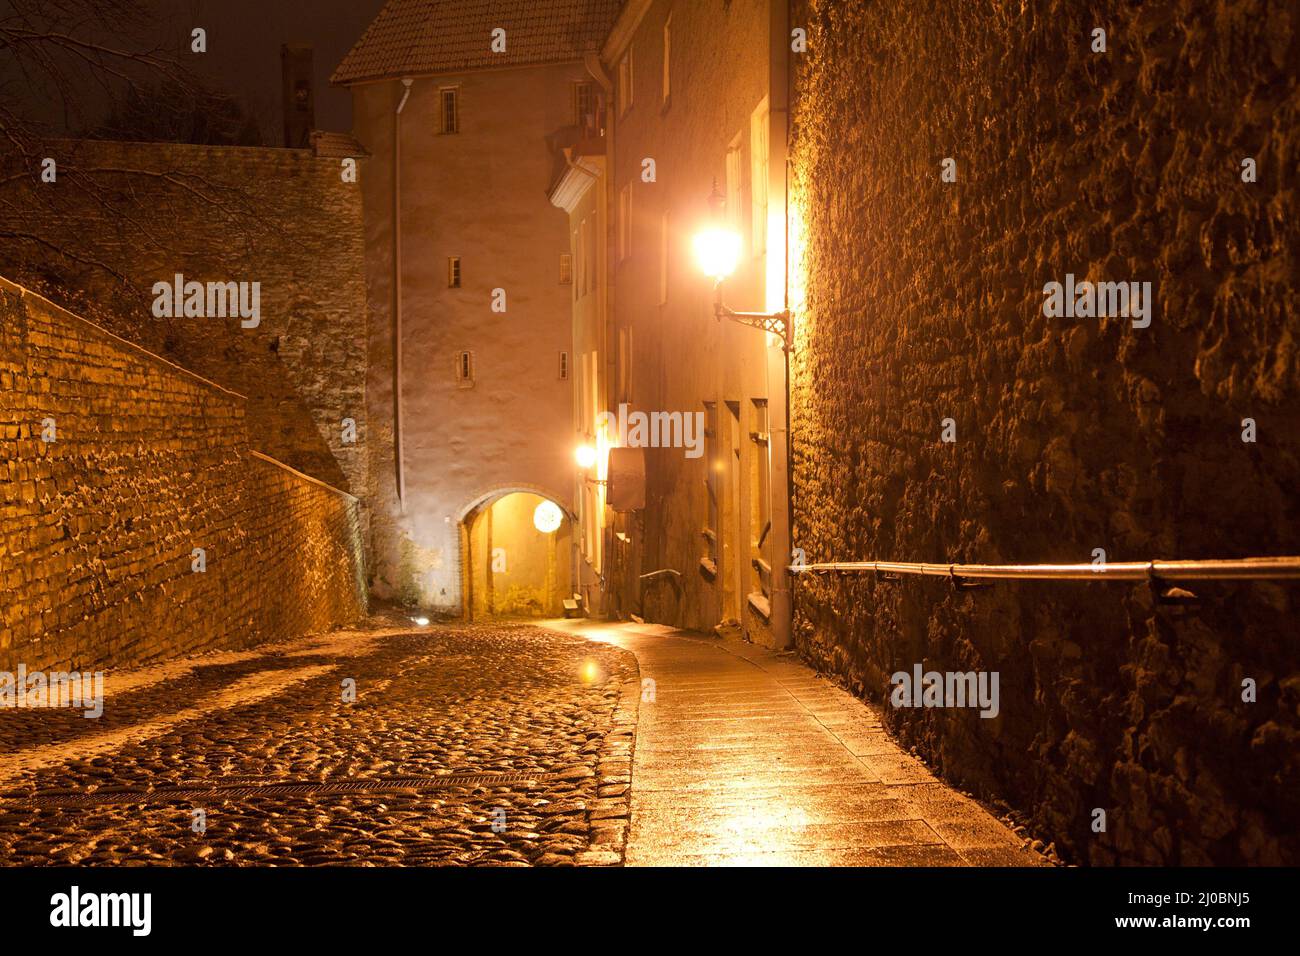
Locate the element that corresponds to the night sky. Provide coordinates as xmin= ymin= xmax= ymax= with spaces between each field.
xmin=157 ymin=0 xmax=388 ymax=140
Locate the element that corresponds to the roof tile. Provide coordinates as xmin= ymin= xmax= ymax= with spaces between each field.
xmin=332 ymin=0 xmax=624 ymax=85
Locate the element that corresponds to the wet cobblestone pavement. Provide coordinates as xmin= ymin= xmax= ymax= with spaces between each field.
xmin=0 ymin=618 xmax=638 ymax=866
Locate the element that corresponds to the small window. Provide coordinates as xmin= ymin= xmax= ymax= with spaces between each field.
xmin=751 ymin=97 xmax=770 ymax=256
xmin=749 ymin=399 xmax=772 ymax=599
xmin=617 ymin=326 xmax=633 ymax=405
xmin=440 ymin=88 xmax=459 ymax=134
xmin=456 ymin=350 xmax=474 ymax=387
xmin=702 ymin=401 xmax=720 ymax=573
xmin=448 ymin=256 xmax=461 ymax=288
xmin=726 ymin=133 xmax=743 ymax=235
xmin=560 ymin=252 xmax=573 ymax=285
xmin=618 ymin=184 xmax=632 ymax=262
xmin=662 ymin=15 xmax=672 ymax=106
xmin=583 ymin=217 xmax=594 ymax=293
xmin=574 ymin=81 xmax=596 ymax=129
xmin=618 ymin=50 xmax=633 ymax=116
xmin=558 ymin=351 xmax=569 ymax=380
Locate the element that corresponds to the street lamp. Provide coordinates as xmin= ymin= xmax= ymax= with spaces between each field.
xmin=575 ymin=444 xmax=598 ymax=469
xmin=693 ymin=181 xmax=792 ymax=351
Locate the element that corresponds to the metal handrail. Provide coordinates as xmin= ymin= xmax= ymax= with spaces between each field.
xmin=787 ymin=556 xmax=1300 ymax=582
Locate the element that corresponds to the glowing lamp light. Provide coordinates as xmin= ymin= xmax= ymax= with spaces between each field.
xmin=533 ymin=500 xmax=563 ymax=534
xmin=412 ymin=616 xmax=430 ymax=627
xmin=575 ymin=444 xmax=598 ymax=469
xmin=693 ymin=228 xmax=742 ymax=282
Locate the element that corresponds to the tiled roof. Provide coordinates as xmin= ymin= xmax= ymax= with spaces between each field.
xmin=309 ymin=131 xmax=369 ymax=158
xmin=332 ymin=0 xmax=624 ymax=85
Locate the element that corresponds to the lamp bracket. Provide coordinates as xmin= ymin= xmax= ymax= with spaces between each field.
xmin=713 ymin=299 xmax=792 ymax=352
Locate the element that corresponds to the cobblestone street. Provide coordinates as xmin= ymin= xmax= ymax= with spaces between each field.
xmin=0 ymin=616 xmax=637 ymax=866
xmin=0 ymin=614 xmax=1041 ymax=867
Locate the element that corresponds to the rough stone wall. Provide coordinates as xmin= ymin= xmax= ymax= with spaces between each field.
xmin=0 ymin=281 xmax=366 ymax=672
xmin=0 ymin=139 xmax=368 ymax=498
xmin=788 ymin=0 xmax=1300 ymax=864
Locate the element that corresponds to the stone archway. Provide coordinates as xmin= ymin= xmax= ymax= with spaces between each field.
xmin=458 ymin=485 xmax=575 ymax=622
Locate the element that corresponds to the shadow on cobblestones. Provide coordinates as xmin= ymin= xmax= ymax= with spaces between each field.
xmin=0 ymin=621 xmax=638 ymax=867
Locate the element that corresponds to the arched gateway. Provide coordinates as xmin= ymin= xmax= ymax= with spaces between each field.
xmin=457 ymin=485 xmax=575 ymax=621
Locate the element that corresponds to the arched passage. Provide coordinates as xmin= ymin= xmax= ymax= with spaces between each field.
xmin=460 ymin=488 xmax=574 ymax=621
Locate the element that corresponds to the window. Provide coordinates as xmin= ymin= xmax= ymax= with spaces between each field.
xmin=749 ymin=400 xmax=772 ymax=601
xmin=659 ymin=211 xmax=669 ymax=305
xmin=618 ymin=184 xmax=632 ymax=262
xmin=701 ymin=401 xmax=719 ymax=577
xmin=573 ymin=226 xmax=582 ymax=300
xmin=726 ymin=132 xmax=743 ymax=236
xmin=456 ymin=350 xmax=474 ymax=387
xmin=662 ymin=15 xmax=672 ymax=106
xmin=440 ymin=87 xmax=459 ymax=134
xmin=559 ymin=252 xmax=573 ymax=285
xmin=577 ymin=217 xmax=588 ymax=295
xmin=447 ymin=256 xmax=461 ymax=288
xmin=584 ymin=216 xmax=595 ymax=293
xmin=617 ymin=326 xmax=633 ymax=404
xmin=750 ymin=97 xmax=770 ymax=256
xmin=558 ymin=351 xmax=569 ymax=380
xmin=574 ymin=81 xmax=596 ymax=129
xmin=617 ymin=49 xmax=633 ymax=116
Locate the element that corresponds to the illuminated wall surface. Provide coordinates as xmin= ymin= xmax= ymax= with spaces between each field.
xmin=466 ymin=493 xmax=572 ymax=619
xmin=601 ymin=0 xmax=783 ymax=644
xmin=789 ymin=0 xmax=1299 ymax=864
xmin=351 ymin=66 xmax=581 ymax=610
xmin=0 ymin=281 xmax=367 ymax=671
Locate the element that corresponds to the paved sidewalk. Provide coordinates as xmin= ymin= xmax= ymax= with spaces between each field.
xmin=547 ymin=619 xmax=1046 ymax=867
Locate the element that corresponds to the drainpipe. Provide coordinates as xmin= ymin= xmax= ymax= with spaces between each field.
xmin=585 ymin=51 xmax=615 ymax=617
xmin=393 ymin=77 xmax=413 ymax=511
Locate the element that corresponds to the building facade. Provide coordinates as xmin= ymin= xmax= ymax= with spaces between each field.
xmin=558 ymin=0 xmax=793 ymax=645
xmin=334 ymin=0 xmax=621 ymax=612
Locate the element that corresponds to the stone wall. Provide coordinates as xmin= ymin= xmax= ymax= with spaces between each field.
xmin=0 ymin=279 xmax=366 ymax=672
xmin=788 ymin=0 xmax=1300 ymax=864
xmin=0 ymin=139 xmax=368 ymax=498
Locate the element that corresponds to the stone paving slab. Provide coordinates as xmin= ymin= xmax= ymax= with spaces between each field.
xmin=545 ymin=619 xmax=1047 ymax=868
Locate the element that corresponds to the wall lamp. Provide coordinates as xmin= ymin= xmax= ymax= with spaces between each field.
xmin=575 ymin=443 xmax=606 ymax=485
xmin=692 ymin=181 xmax=792 ymax=351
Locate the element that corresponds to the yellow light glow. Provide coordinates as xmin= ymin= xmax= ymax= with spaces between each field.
xmin=580 ymin=659 xmax=602 ymax=683
xmin=575 ymin=444 xmax=597 ymax=469
xmin=533 ymin=500 xmax=563 ymax=533
xmin=693 ymin=227 xmax=742 ymax=281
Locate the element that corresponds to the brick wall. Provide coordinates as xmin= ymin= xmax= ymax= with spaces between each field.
xmin=0 ymin=139 xmax=368 ymax=499
xmin=788 ymin=0 xmax=1299 ymax=864
xmin=1 ymin=279 xmax=366 ymax=672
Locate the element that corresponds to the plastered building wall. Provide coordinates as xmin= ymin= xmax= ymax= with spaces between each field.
xmin=602 ymin=0 xmax=783 ymax=642
xmin=350 ymin=63 xmax=584 ymax=609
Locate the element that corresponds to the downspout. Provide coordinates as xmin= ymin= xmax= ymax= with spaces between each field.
xmin=393 ymin=77 xmax=413 ymax=510
xmin=586 ymin=50 xmax=615 ymax=617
